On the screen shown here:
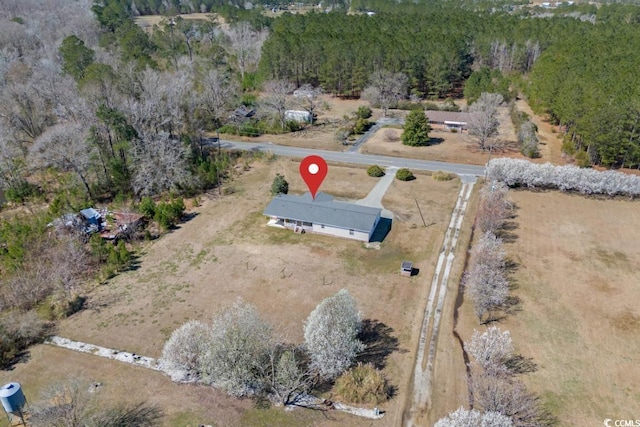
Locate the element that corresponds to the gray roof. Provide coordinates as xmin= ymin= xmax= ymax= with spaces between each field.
xmin=425 ymin=110 xmax=471 ymax=124
xmin=264 ymin=192 xmax=381 ymax=232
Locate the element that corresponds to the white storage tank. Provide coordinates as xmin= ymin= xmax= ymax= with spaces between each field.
xmin=0 ymin=382 xmax=26 ymax=415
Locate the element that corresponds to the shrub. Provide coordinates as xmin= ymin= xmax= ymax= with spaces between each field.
xmin=441 ymin=98 xmax=460 ymax=112
xmin=355 ymin=106 xmax=372 ymax=120
xmin=285 ymin=120 xmax=302 ymax=132
xmin=139 ymin=197 xmax=156 ymax=218
xmin=383 ymin=129 xmax=399 ymax=142
xmin=334 ymin=363 xmax=391 ymax=404
xmin=432 ymin=171 xmax=454 ymax=181
xmin=367 ymin=165 xmax=385 ymax=177
xmin=154 ymin=199 xmax=185 ymax=230
xmin=0 ymin=311 xmax=48 ymax=369
xmin=396 ymin=168 xmax=415 ymax=181
xmin=354 ymin=118 xmax=371 ymax=134
xmin=575 ymin=150 xmax=591 ymax=168
xmin=270 ymin=173 xmax=289 ymax=195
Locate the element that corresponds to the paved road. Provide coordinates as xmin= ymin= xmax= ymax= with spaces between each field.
xmin=214 ymin=139 xmax=485 ymax=179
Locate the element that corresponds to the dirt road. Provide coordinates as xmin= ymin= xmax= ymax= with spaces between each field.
xmin=403 ymin=179 xmax=475 ymax=427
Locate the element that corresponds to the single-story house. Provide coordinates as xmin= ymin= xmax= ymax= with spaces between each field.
xmin=425 ymin=110 xmax=471 ymax=132
xmin=263 ymin=192 xmax=382 ymax=242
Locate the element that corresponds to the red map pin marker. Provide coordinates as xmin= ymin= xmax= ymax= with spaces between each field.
xmin=299 ymin=155 xmax=328 ymax=200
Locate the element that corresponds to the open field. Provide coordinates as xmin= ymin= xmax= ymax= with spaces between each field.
xmin=1 ymin=158 xmax=462 ymax=426
xmin=457 ymin=190 xmax=640 ymax=426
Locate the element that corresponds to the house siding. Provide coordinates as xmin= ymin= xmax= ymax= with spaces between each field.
xmin=312 ymin=223 xmax=370 ymax=242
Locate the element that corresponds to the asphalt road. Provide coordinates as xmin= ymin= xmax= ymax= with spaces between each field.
xmin=213 ymin=139 xmax=484 ymax=181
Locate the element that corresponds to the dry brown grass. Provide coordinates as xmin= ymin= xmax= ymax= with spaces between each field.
xmin=459 ymin=190 xmax=640 ymax=425
xmin=2 ymin=158 xmax=462 ymax=427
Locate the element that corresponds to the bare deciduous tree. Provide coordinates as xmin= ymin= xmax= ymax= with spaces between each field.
xmin=477 ymin=181 xmax=510 ymax=234
xmin=1 ymin=81 xmax=53 ymax=143
xmin=30 ymin=378 xmax=163 ymax=427
xmin=472 ymin=374 xmax=554 ymax=427
xmin=435 ymin=406 xmax=513 ymax=427
xmin=199 ymin=301 xmax=274 ymax=397
xmin=293 ymin=84 xmax=324 ymax=122
xmin=265 ymin=347 xmax=315 ymax=405
xmin=226 ymin=22 xmax=268 ymax=79
xmin=199 ymin=69 xmax=239 ymax=129
xmin=463 ymin=232 xmax=509 ymax=322
xmin=361 ymin=70 xmax=408 ymax=117
xmin=468 ymin=93 xmax=503 ymax=150
xmin=465 ymin=326 xmax=513 ymax=377
xmin=30 ymin=122 xmax=94 ymax=197
xmin=131 ymin=131 xmax=194 ymax=196
xmin=262 ymin=79 xmax=295 ymax=130
xmin=303 ymin=289 xmax=364 ymax=379
xmin=161 ymin=320 xmax=210 ymax=372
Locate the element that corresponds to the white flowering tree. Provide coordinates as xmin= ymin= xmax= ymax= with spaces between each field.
xmin=199 ymin=301 xmax=274 ymax=397
xmin=161 ymin=320 xmax=210 ymax=372
xmin=464 ymin=232 xmax=509 ymax=322
xmin=465 ymin=326 xmax=514 ymax=377
xmin=486 ymin=158 xmax=640 ymax=197
xmin=435 ymin=406 xmax=513 ymax=427
xmin=304 ymin=289 xmax=364 ymax=379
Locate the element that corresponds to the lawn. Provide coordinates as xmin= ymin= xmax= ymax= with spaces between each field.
xmin=0 ymin=158 xmax=462 ymax=427
xmin=457 ymin=190 xmax=640 ymax=426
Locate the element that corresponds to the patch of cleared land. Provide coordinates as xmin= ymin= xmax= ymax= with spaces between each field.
xmin=222 ymin=95 xmax=374 ymax=152
xmin=360 ymin=106 xmax=533 ymax=166
xmin=458 ymin=190 xmax=640 ymax=425
xmin=135 ymin=13 xmax=219 ymax=30
xmin=0 ymin=158 xmax=462 ymax=426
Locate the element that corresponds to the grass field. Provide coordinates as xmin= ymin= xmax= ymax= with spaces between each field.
xmin=457 ymin=190 xmax=640 ymax=426
xmin=0 ymin=158 xmax=462 ymax=426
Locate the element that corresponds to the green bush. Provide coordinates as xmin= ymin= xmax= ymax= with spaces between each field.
xmin=354 ymin=118 xmax=371 ymax=134
xmin=355 ymin=106 xmax=372 ymax=120
xmin=334 ymin=363 xmax=391 ymax=405
xmin=367 ymin=165 xmax=385 ymax=177
xmin=270 ymin=173 xmax=289 ymax=195
xmin=285 ymin=120 xmax=302 ymax=132
xmin=139 ymin=196 xmax=156 ymax=218
xmin=4 ymin=181 xmax=39 ymax=203
xmin=432 ymin=171 xmax=455 ymax=181
xmin=575 ymin=150 xmax=591 ymax=168
xmin=154 ymin=199 xmax=185 ymax=230
xmin=396 ymin=168 xmax=415 ymax=181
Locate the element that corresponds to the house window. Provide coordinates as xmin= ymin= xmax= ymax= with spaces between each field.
xmin=349 ymin=229 xmax=354 ymax=235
